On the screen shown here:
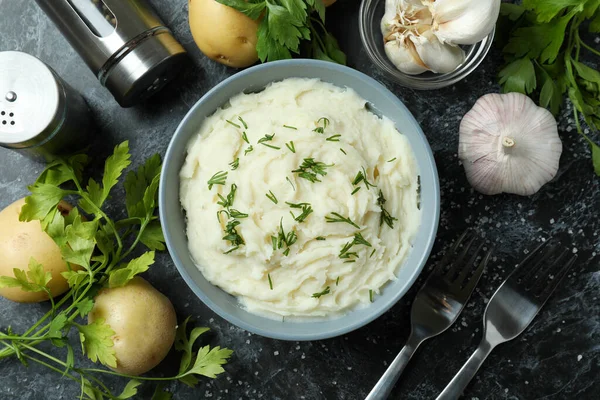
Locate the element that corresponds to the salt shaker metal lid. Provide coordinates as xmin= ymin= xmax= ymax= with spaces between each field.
xmin=0 ymin=51 xmax=65 ymax=148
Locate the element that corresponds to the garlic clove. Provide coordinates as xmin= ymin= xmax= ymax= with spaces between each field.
xmin=384 ymin=39 xmax=429 ymax=75
xmin=410 ymin=30 xmax=465 ymax=74
xmin=428 ymin=0 xmax=501 ymax=45
xmin=458 ymin=93 xmax=563 ymax=196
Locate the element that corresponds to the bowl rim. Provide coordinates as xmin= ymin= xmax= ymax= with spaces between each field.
xmin=159 ymin=59 xmax=440 ymax=340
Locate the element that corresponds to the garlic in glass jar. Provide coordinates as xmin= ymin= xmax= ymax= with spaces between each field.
xmin=458 ymin=93 xmax=563 ymax=196
xmin=381 ymin=0 xmax=500 ymax=75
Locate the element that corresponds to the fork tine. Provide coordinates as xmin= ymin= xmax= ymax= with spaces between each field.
xmin=526 ymin=247 xmax=569 ymax=290
xmin=444 ymin=234 xmax=478 ymax=280
xmin=455 ymin=241 xmax=485 ymax=285
xmin=533 ymin=252 xmax=577 ymax=300
xmin=430 ymin=229 xmax=473 ymax=278
xmin=510 ymin=239 xmax=556 ymax=281
xmin=461 ymin=247 xmax=493 ymax=293
xmin=519 ymin=240 xmax=561 ymax=284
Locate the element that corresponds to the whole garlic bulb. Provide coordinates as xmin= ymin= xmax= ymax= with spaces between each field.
xmin=427 ymin=0 xmax=501 ymax=45
xmin=381 ymin=0 xmax=465 ymax=75
xmin=458 ymin=93 xmax=563 ymax=196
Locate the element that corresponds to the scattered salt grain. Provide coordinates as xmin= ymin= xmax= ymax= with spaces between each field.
xmin=577 ymin=354 xmax=583 ymax=362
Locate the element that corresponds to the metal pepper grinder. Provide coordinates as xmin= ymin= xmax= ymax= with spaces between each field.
xmin=35 ymin=0 xmax=188 ymax=108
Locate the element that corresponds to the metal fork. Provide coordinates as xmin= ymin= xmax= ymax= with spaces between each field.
xmin=436 ymin=240 xmax=577 ymax=400
xmin=365 ymin=231 xmax=493 ymax=400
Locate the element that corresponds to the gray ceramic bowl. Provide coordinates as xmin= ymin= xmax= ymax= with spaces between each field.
xmin=159 ymin=59 xmax=440 ymax=341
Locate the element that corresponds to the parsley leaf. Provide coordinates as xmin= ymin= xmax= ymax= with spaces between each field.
xmin=499 ymin=58 xmax=537 ymax=94
xmin=522 ymin=0 xmax=583 ymax=22
xmin=139 ymin=220 xmax=166 ymax=251
xmin=216 ymin=0 xmax=265 ymax=19
xmin=108 ymin=251 xmax=155 ymax=288
xmin=116 ymin=380 xmax=142 ymax=399
xmin=124 ymin=153 xmax=162 ymax=219
xmin=76 ymin=318 xmax=117 ymax=368
xmin=0 ymin=258 xmax=51 ymax=293
xmin=19 ymin=183 xmax=68 ymax=222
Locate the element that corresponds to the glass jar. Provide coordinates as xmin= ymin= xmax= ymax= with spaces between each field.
xmin=359 ymin=0 xmax=495 ymax=90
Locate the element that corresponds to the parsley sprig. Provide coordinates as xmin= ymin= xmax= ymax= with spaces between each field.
xmin=216 ymin=0 xmax=346 ymax=65
xmin=0 ymin=142 xmax=232 ymax=398
xmin=498 ymin=1 xmax=600 ymax=175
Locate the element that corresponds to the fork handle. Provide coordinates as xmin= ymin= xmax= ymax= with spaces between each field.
xmin=365 ymin=333 xmax=424 ymax=400
xmin=436 ymin=341 xmax=495 ymax=400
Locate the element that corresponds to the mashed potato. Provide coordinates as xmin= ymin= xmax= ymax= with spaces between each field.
xmin=180 ymin=78 xmax=421 ymax=319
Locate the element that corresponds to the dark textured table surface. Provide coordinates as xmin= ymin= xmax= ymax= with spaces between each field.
xmin=1 ymin=1 xmax=599 ymax=399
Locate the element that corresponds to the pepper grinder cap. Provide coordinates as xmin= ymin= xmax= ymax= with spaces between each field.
xmin=100 ymin=29 xmax=188 ymax=108
xmin=0 ymin=51 xmax=64 ymax=148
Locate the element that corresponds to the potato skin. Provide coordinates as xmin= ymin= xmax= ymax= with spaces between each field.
xmin=189 ymin=0 xmax=260 ymax=68
xmin=88 ymin=277 xmax=177 ymax=376
xmin=0 ymin=198 xmax=74 ymax=303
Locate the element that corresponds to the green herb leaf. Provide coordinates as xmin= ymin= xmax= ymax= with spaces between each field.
xmin=326 ymin=134 xmax=341 ymax=142
xmin=266 ymin=190 xmax=278 ymax=204
xmin=208 ymin=171 xmax=228 ymax=190
xmin=285 ymin=141 xmax=296 ymax=153
xmin=266 ymin=2 xmax=303 ymax=52
xmin=124 ymin=154 xmax=162 ymax=219
xmin=226 ymin=119 xmax=241 ymax=129
xmin=75 ymin=298 xmax=95 ymax=318
xmin=77 ymin=319 xmax=117 ymax=368
xmin=101 ymin=141 xmax=132 ymax=206
xmin=591 ymin=141 xmax=600 ymax=175
xmin=312 ymin=286 xmax=331 ymax=298
xmin=292 ymin=158 xmax=333 ymax=182
xmin=499 ymin=58 xmax=537 ymax=94
xmin=175 ymin=317 xmax=210 ymax=375
xmin=500 ymin=3 xmax=525 ymax=21
xmin=61 ymin=270 xmax=89 ymax=288
xmin=283 ymin=125 xmax=297 ymax=130
xmin=19 ymin=183 xmax=68 ymax=222
xmin=139 ymin=220 xmax=166 ymax=251
xmin=268 ymin=273 xmax=274 ymax=290
xmin=116 ymin=380 xmax=141 ymax=399
xmin=180 ymin=345 xmax=234 ymax=379
xmin=151 ymin=385 xmax=173 ymax=400
xmin=353 ymin=232 xmax=372 ymax=247
xmin=108 ymin=251 xmax=155 ymax=288
xmin=217 ymin=184 xmax=238 ymax=208
xmin=377 ymin=190 xmax=398 ymax=229
xmin=522 ymin=0 xmax=582 ymax=23
xmin=244 ymin=145 xmax=254 ymax=156
xmin=230 ymin=157 xmax=240 ymax=170
xmin=48 ymin=313 xmax=69 ymax=339
xmin=60 ymin=216 xmax=98 ymax=269
xmin=325 ymin=212 xmax=360 ymax=229
xmin=216 ymin=0 xmax=266 ymax=19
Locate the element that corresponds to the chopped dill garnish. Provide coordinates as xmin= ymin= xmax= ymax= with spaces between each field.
xmin=287 ymin=202 xmax=313 ymax=223
xmin=352 ymin=167 xmax=376 ymax=190
xmin=370 ymin=248 xmax=376 ymax=258
xmin=351 ymin=187 xmax=361 ymax=195
xmin=312 ymin=286 xmax=331 ymax=298
xmin=238 ymin=116 xmax=248 ymax=129
xmin=283 ymin=125 xmax=297 ymax=130
xmin=222 ymin=219 xmax=244 ymax=253
xmin=241 ymin=131 xmax=249 ymax=144
xmin=369 ymin=290 xmax=374 ymax=302
xmin=271 ymin=235 xmax=278 ymax=250
xmin=274 ymin=218 xmax=297 ymax=256
xmin=326 ymin=134 xmax=341 ymax=142
xmin=316 ymin=236 xmax=326 ymax=241
xmin=258 ymin=133 xmax=280 ymax=149
xmin=229 ymin=157 xmax=239 ymax=170
xmin=313 ymin=117 xmax=330 ymax=134
xmin=266 ymin=190 xmax=278 ymax=204
xmin=292 ymin=158 xmax=333 ymax=183
xmin=339 ymin=241 xmax=359 ymax=260
xmin=217 ymin=184 xmax=237 ymax=208
xmin=286 ymin=176 xmax=296 ymax=191
xmin=353 ymin=232 xmax=372 ymax=247
xmin=207 ymin=171 xmax=227 ymax=190
xmin=244 ymin=145 xmax=254 ymax=156
xmin=377 ymin=190 xmax=398 ymax=229
xmin=388 ymin=157 xmax=397 ymax=162
xmin=229 ymin=209 xmax=248 ymax=219
xmin=336 ymin=277 xmax=340 ymax=286
xmin=325 ymin=212 xmax=360 ymax=229
xmin=226 ymin=119 xmax=241 ymax=129
xmin=340 ymin=148 xmax=347 ymax=155
xmin=268 ymin=273 xmax=273 ymax=290
xmin=285 ymin=141 xmax=296 ymax=153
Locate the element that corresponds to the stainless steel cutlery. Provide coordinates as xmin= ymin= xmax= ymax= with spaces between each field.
xmin=366 ymin=231 xmax=492 ymax=400
xmin=436 ymin=240 xmax=577 ymax=400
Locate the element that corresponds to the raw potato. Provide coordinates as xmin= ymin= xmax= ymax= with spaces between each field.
xmin=88 ymin=277 xmax=177 ymax=376
xmin=0 ymin=198 xmax=75 ymax=303
xmin=189 ymin=0 xmax=259 ymax=68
